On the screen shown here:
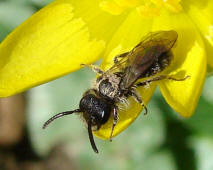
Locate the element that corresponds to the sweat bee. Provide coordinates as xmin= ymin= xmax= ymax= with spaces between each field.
xmin=43 ymin=30 xmax=188 ymax=153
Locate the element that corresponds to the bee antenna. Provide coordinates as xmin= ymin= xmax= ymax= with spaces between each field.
xmin=88 ymin=119 xmax=99 ymax=153
xmin=42 ymin=109 xmax=81 ymax=129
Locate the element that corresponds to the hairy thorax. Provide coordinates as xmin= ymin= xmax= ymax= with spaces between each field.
xmin=95 ymin=73 xmax=122 ymax=101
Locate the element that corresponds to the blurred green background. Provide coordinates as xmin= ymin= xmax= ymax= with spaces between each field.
xmin=0 ymin=0 xmax=213 ymax=170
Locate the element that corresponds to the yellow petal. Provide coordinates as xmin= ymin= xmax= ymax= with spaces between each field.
xmin=152 ymin=10 xmax=206 ymax=117
xmin=102 ymin=10 xmax=153 ymax=69
xmin=67 ymin=0 xmax=129 ymax=42
xmin=182 ymin=0 xmax=213 ymax=68
xmin=99 ymin=0 xmax=125 ymax=15
xmin=0 ymin=1 xmax=105 ymax=97
xmin=94 ymin=10 xmax=156 ymax=139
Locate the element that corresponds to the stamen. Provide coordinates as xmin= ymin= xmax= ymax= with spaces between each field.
xmin=99 ymin=1 xmax=125 ymax=15
xmin=100 ymin=0 xmax=182 ymax=16
xmin=99 ymin=0 xmax=139 ymax=15
xmin=137 ymin=5 xmax=160 ymax=18
xmin=164 ymin=0 xmax=182 ymax=13
xmin=151 ymin=0 xmax=182 ymax=13
xmin=114 ymin=0 xmax=140 ymax=7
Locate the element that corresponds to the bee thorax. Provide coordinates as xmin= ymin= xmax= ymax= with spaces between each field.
xmin=97 ymin=74 xmax=121 ymax=100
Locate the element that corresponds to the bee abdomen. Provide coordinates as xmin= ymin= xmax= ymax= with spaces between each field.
xmin=143 ymin=48 xmax=173 ymax=77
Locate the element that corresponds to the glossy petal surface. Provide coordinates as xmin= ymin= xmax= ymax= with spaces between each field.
xmin=182 ymin=0 xmax=213 ymax=68
xmin=152 ymin=11 xmax=206 ymax=117
xmin=0 ymin=1 xmax=107 ymax=97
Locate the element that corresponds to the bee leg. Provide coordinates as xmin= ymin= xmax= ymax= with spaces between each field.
xmin=109 ymin=106 xmax=118 ymax=142
xmin=129 ymin=89 xmax=148 ymax=115
xmin=136 ymin=75 xmax=190 ymax=86
xmin=165 ymin=75 xmax=190 ymax=81
xmin=113 ymin=52 xmax=129 ymax=64
xmin=81 ymin=64 xmax=104 ymax=75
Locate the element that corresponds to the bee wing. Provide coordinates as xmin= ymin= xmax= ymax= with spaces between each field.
xmin=120 ymin=30 xmax=178 ymax=89
xmin=105 ymin=31 xmax=174 ymax=74
xmin=105 ymin=51 xmax=130 ymax=73
xmin=133 ymin=30 xmax=178 ymax=54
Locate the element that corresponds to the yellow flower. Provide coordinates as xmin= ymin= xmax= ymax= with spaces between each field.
xmin=0 ymin=0 xmax=211 ymax=139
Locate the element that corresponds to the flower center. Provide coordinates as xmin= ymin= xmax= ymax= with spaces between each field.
xmin=99 ymin=0 xmax=182 ymax=17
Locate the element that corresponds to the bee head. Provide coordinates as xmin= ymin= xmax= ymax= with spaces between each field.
xmin=78 ymin=90 xmax=113 ymax=153
xmin=43 ymin=89 xmax=112 ymax=153
xmin=79 ymin=90 xmax=112 ymax=129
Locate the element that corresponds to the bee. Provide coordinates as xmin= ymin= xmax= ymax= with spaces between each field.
xmin=43 ymin=30 xmax=188 ymax=153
